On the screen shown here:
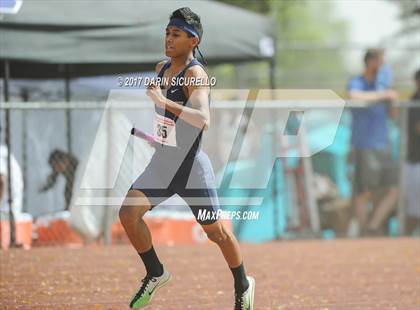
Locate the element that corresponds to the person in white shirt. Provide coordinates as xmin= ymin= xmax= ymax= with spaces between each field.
xmin=0 ymin=144 xmax=24 ymax=219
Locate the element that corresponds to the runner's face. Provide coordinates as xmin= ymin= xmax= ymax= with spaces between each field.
xmin=165 ymin=26 xmax=197 ymax=57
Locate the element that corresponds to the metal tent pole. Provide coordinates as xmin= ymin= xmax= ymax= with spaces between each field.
xmin=20 ymin=88 xmax=29 ymax=213
xmin=64 ymin=64 xmax=72 ymax=153
xmin=3 ymin=60 xmax=16 ymax=247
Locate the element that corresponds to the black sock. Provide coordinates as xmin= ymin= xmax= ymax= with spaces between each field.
xmin=230 ymin=262 xmax=249 ymax=294
xmin=138 ymin=246 xmax=163 ymax=277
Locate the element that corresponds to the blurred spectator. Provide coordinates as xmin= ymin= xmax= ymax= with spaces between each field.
xmin=40 ymin=150 xmax=78 ymax=211
xmin=404 ymin=69 xmax=420 ymax=235
xmin=347 ymin=49 xmax=399 ymax=237
xmin=0 ymin=143 xmax=24 ymax=218
xmin=316 ymin=174 xmax=351 ymax=238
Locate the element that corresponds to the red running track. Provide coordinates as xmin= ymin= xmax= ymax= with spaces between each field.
xmin=1 ymin=237 xmax=419 ymax=309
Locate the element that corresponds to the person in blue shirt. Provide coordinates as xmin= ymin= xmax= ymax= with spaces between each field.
xmin=347 ymin=49 xmax=399 ymax=237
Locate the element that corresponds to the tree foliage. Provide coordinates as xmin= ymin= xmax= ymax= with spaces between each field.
xmin=212 ymin=0 xmax=349 ymax=89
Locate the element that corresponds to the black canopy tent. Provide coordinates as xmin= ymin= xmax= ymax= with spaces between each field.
xmin=0 ymin=0 xmax=277 ymax=155
xmin=1 ymin=0 xmax=277 ymax=143
xmin=0 ymin=0 xmax=275 ymax=153
xmin=0 ymin=0 xmax=276 ymax=246
xmin=0 ymin=0 xmax=276 ymax=78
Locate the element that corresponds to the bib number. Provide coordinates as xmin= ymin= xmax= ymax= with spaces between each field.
xmin=154 ymin=114 xmax=177 ymax=147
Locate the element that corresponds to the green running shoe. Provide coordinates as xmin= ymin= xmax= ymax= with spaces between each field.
xmin=234 ymin=276 xmax=255 ymax=310
xmin=129 ymin=268 xmax=171 ymax=309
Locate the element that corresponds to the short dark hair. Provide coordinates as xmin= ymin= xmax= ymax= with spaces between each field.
xmin=170 ymin=7 xmax=203 ymax=42
xmin=415 ymin=69 xmax=420 ymax=81
xmin=49 ymin=149 xmax=67 ymax=165
xmin=364 ymin=48 xmax=384 ymax=65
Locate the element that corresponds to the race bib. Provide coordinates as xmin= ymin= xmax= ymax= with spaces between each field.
xmin=154 ymin=114 xmax=177 ymax=147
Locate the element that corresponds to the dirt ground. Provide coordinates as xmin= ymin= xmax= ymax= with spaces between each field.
xmin=1 ymin=237 xmax=419 ymax=310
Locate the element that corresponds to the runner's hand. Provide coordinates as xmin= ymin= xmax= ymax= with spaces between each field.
xmin=146 ymin=81 xmax=165 ymax=108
